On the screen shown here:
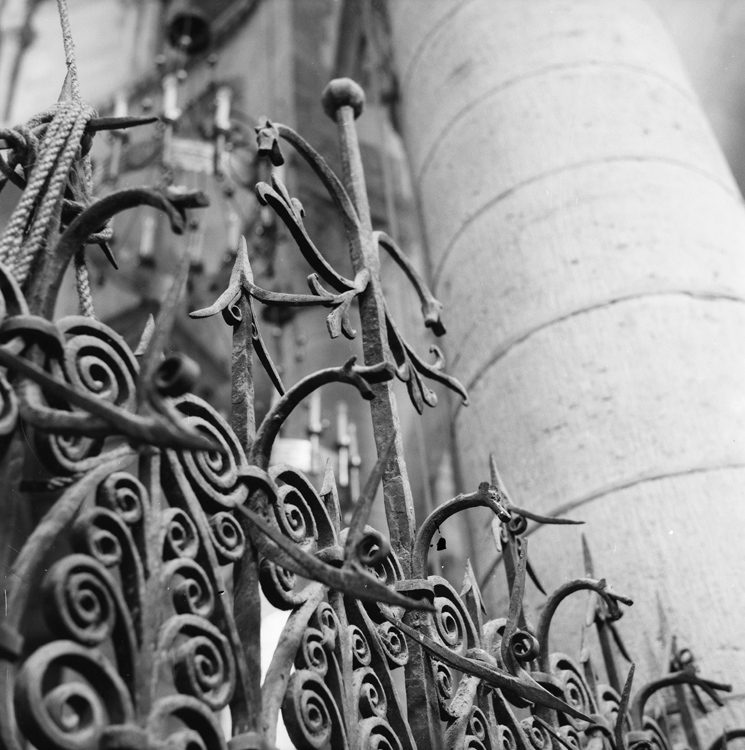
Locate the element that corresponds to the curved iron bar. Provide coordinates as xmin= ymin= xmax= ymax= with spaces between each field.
xmin=260 ymin=583 xmax=326 ymax=747
xmin=249 ymin=357 xmax=395 ymax=469
xmin=500 ymin=542 xmax=534 ymax=677
xmin=536 ymin=577 xmax=633 ymax=672
xmin=490 ymin=453 xmax=583 ymax=527
xmin=26 ymin=186 xmax=208 ymax=318
xmin=379 ymin=607 xmax=592 ymax=722
xmin=385 ymin=311 xmax=469 ymax=410
xmin=631 ymin=672 xmax=732 ymax=727
xmin=412 ymin=482 xmax=509 ymax=577
xmin=375 ymin=231 xmax=445 ymax=336
xmin=0 ymin=344 xmax=217 ymax=451
xmin=256 ymin=119 xmax=360 ymax=234
xmin=708 ymin=729 xmax=745 ymax=750
xmin=235 ymin=503 xmax=431 ymax=611
xmin=255 ymin=176 xmax=356 ymax=294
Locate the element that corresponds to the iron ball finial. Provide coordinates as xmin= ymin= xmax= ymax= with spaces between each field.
xmin=321 ymin=78 xmax=365 ymax=120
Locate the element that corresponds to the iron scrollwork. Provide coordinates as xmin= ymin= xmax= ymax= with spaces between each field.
xmin=0 ymin=35 xmax=739 ymax=750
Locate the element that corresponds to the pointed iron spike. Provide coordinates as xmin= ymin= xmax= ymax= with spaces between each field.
xmin=137 ymin=247 xmax=192 ymax=397
xmin=461 ymin=558 xmax=476 ymax=595
xmin=615 ymin=663 xmax=636 ymax=750
xmin=189 ymin=284 xmax=240 ymax=320
xmin=461 ymin=559 xmax=488 ymax=615
xmin=511 ymin=506 xmax=584 ymax=525
xmin=610 ymin=623 xmax=633 ymax=663
xmin=320 ymin=457 xmax=336 ymax=497
xmin=235 ymin=234 xmax=253 ymax=283
xmin=250 ymin=300 xmax=285 ymax=395
xmin=488 ymin=452 xmax=513 ymax=507
xmin=86 ymin=115 xmax=160 ymax=133
xmin=134 ymin=314 xmax=156 ymax=357
xmin=581 ymin=533 xmax=595 ymax=578
xmin=584 ymin=590 xmax=599 ymax=628
xmin=344 ymin=433 xmax=395 ymax=563
xmin=689 ymin=684 xmax=709 ymax=714
xmin=489 ymin=453 xmax=500 ymax=490
xmin=525 ymin=557 xmax=547 ymax=596
xmin=58 ymin=69 xmax=74 ymax=102
xmin=655 ymin=592 xmax=676 ymax=670
xmin=320 ymin=457 xmax=342 ymax=532
xmin=97 ymin=241 xmax=118 ymax=270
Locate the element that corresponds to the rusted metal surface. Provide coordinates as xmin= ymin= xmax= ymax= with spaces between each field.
xmin=0 ymin=63 xmax=739 ymax=750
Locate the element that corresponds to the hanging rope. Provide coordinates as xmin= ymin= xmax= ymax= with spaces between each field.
xmin=57 ymin=0 xmax=95 ymax=317
xmin=0 ymin=0 xmax=98 ymax=315
xmin=0 ymin=101 xmax=94 ymax=281
xmin=57 ymin=0 xmax=82 ymax=102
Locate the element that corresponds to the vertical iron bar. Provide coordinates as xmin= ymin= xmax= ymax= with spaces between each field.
xmin=597 ymin=620 xmax=621 ymax=694
xmin=323 ymin=81 xmax=417 ymax=576
xmin=323 ymin=78 xmax=441 ymax=750
xmin=673 ymin=683 xmax=702 ymax=750
xmin=231 ymin=295 xmax=255 ymax=450
xmin=230 ymin=293 xmax=262 ymax=740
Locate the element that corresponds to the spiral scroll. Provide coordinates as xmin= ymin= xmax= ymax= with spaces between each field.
xmin=432 ymin=577 xmax=478 ymax=656
xmin=208 ymin=510 xmax=246 ymax=563
xmin=159 ymin=614 xmax=236 ymax=711
xmin=465 ymin=708 xmax=493 ymax=750
xmin=258 ymin=467 xmax=343 ymax=609
xmin=70 ymin=506 xmax=144 ymax=632
xmin=375 ymin=621 xmax=409 ymax=667
xmin=14 ymin=641 xmax=134 ymax=750
xmin=169 ymin=394 xmax=249 ymax=510
xmin=358 ymin=717 xmax=405 ymax=750
xmin=41 ymin=554 xmax=137 ymax=684
xmin=163 ymin=507 xmax=201 ymax=560
xmin=96 ymin=472 xmax=147 ymax=526
xmin=59 ymin=317 xmax=138 ymax=411
xmin=549 ymin=653 xmax=598 ymax=721
xmin=520 ymin=718 xmax=553 ymax=750
xmin=297 ymin=627 xmax=331 ymax=677
xmin=146 ymin=695 xmax=228 ymax=750
xmin=34 ymin=317 xmax=139 ymax=474
xmin=282 ymin=669 xmax=348 ymax=749
xmin=162 ymin=558 xmax=216 ymax=619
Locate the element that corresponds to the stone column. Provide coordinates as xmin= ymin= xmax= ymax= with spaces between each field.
xmin=390 ymin=0 xmax=745 ymax=738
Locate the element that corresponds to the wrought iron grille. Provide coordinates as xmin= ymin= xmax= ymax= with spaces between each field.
xmin=0 ymin=37 xmax=740 ymax=750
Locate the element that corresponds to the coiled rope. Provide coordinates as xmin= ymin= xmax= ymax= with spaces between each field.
xmin=0 ymin=0 xmax=100 ymax=316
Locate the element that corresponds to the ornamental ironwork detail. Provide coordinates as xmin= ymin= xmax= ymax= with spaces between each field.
xmin=0 ymin=27 xmax=738 ymax=750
